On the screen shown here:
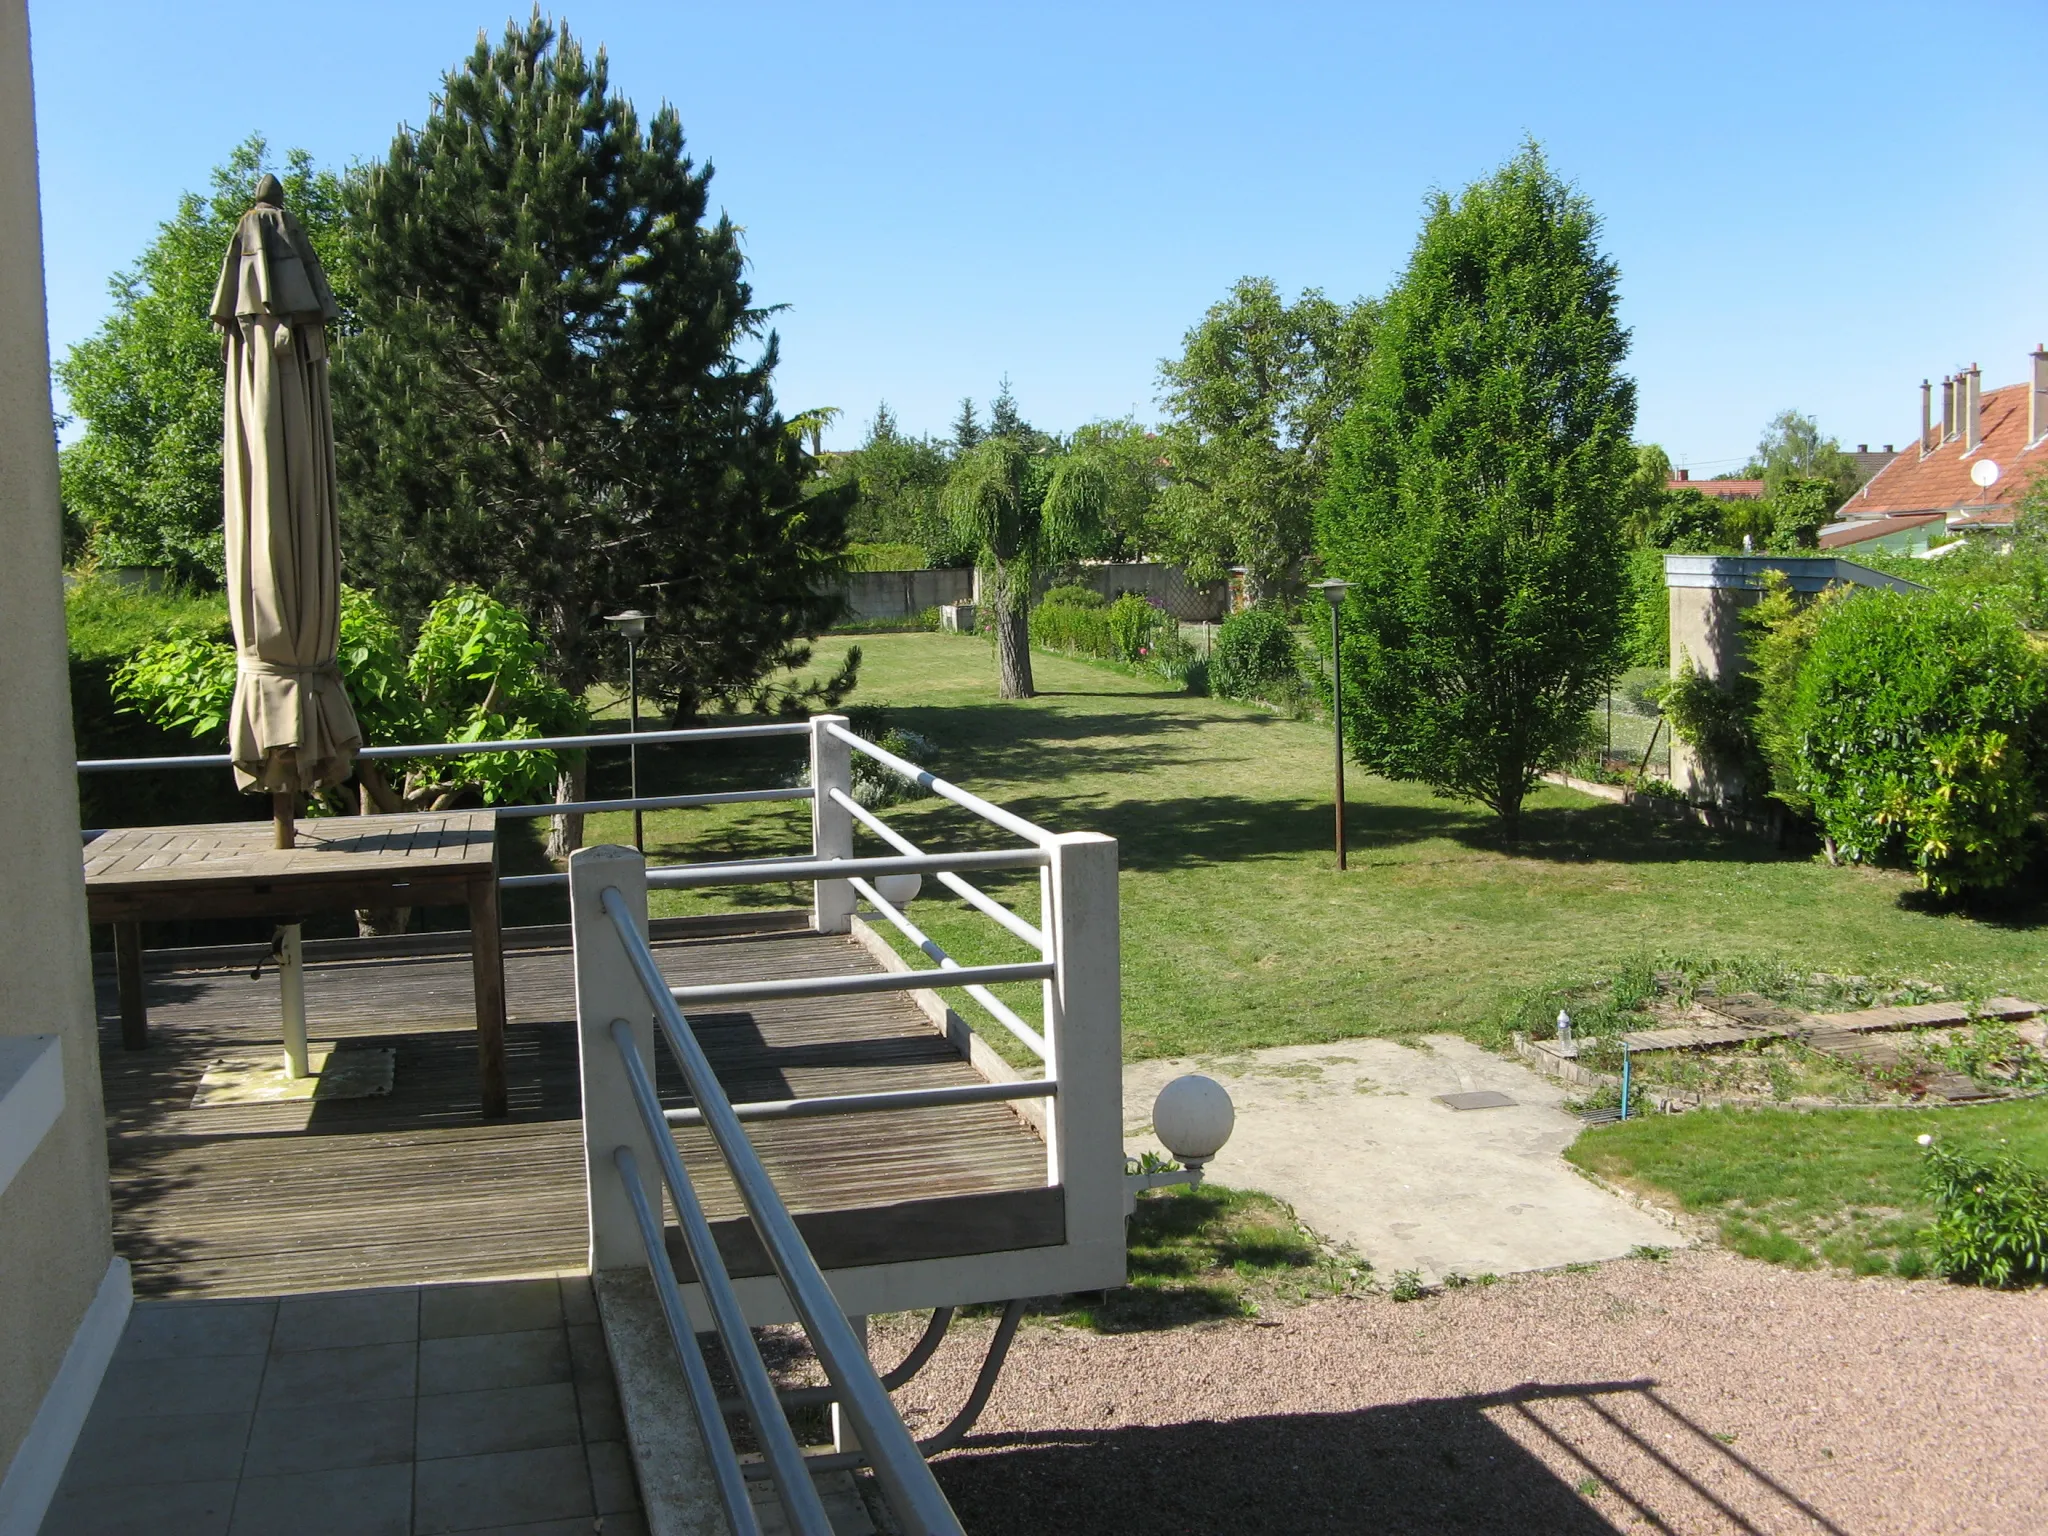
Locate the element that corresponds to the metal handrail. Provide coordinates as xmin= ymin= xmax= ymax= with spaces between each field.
xmin=74 ymin=720 xmax=809 ymax=774
xmin=610 ymin=1144 xmax=776 ymax=1536
xmin=850 ymin=876 xmax=1049 ymax=1060
xmin=599 ymin=885 xmax=967 ymax=1535
xmin=826 ymin=722 xmax=1053 ymax=848
xmin=831 ymin=789 xmax=1048 ymax=953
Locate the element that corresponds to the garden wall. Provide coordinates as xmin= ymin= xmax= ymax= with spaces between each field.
xmin=827 ymin=561 xmax=1227 ymax=624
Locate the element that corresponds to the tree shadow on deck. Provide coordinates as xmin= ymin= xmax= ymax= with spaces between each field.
xmin=935 ymin=1377 xmax=1848 ymax=1536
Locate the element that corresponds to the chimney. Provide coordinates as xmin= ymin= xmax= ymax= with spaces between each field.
xmin=1676 ymin=468 xmax=1690 ymax=481
xmin=1921 ymin=380 xmax=1934 ymax=454
xmin=2033 ymin=345 xmax=2048 ymax=445
xmin=1941 ymin=374 xmax=1956 ymax=442
xmin=1883 ymin=443 xmax=1893 ymax=453
xmin=1965 ymin=364 xmax=1982 ymax=453
xmin=1856 ymin=443 xmax=1868 ymax=453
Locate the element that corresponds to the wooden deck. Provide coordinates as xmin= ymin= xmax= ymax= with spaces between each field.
xmin=96 ymin=920 xmax=1056 ymax=1298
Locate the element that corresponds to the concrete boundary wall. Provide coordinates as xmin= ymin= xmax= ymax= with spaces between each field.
xmin=829 ymin=562 xmax=1227 ymax=624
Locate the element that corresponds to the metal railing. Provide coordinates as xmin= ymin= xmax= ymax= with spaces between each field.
xmin=576 ymin=846 xmax=967 ymax=1535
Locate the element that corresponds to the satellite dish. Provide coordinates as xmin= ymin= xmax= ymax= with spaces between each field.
xmin=1971 ymin=458 xmax=2001 ymax=488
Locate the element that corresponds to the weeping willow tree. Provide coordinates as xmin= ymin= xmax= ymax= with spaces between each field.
xmin=944 ymin=437 xmax=1109 ymax=698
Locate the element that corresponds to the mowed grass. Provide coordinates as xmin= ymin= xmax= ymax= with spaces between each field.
xmin=1567 ymin=1099 xmax=2048 ymax=1276
xmin=555 ymin=632 xmax=2048 ymax=1060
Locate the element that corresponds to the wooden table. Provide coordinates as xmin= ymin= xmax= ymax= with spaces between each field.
xmin=84 ymin=811 xmax=507 ymax=1117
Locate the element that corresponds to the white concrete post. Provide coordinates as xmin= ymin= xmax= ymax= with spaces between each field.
xmin=278 ymin=923 xmax=309 ymax=1080
xmin=1042 ymin=832 xmax=1125 ymax=1258
xmin=570 ymin=844 xmax=663 ymax=1273
xmin=810 ymin=713 xmax=855 ymax=934
xmin=831 ymin=1314 xmax=868 ymax=1455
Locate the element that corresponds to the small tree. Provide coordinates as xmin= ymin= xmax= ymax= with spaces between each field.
xmin=56 ymin=137 xmax=349 ymax=583
xmin=943 ymin=436 xmax=1106 ymax=698
xmin=1318 ymin=145 xmax=1636 ymax=841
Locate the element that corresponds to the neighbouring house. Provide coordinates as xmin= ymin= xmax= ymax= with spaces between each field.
xmin=1820 ymin=350 xmax=2048 ymax=555
xmin=1665 ymin=469 xmax=1764 ymax=499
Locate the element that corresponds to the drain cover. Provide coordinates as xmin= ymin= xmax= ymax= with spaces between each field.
xmin=1433 ymin=1090 xmax=1516 ymax=1111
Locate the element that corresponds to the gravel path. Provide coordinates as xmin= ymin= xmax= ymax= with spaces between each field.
xmin=877 ymin=1252 xmax=2048 ymax=1535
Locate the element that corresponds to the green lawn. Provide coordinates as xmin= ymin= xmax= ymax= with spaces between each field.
xmin=1567 ymin=1099 xmax=2048 ymax=1275
xmin=554 ymin=631 xmax=2048 ymax=1061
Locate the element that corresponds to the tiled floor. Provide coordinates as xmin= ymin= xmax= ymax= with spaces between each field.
xmin=43 ymin=1276 xmax=645 ymax=1536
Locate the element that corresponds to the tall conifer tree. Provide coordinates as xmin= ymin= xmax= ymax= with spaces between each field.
xmin=336 ymin=14 xmax=848 ymax=726
xmin=1318 ymin=146 xmax=1635 ymax=841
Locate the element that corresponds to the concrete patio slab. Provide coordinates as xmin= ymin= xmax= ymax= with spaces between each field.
xmin=1123 ymin=1034 xmax=1681 ymax=1283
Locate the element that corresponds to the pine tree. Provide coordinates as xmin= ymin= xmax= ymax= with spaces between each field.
xmin=949 ymin=397 xmax=982 ymax=455
xmin=335 ymin=14 xmax=849 ymax=728
xmin=1318 ymin=145 xmax=1635 ymax=842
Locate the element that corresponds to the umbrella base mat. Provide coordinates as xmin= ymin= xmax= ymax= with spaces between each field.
xmin=192 ymin=1043 xmax=395 ymax=1107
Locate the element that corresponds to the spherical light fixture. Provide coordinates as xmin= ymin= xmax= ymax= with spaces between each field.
xmin=1151 ymin=1074 xmax=1235 ymax=1168
xmin=873 ymin=872 xmax=922 ymax=908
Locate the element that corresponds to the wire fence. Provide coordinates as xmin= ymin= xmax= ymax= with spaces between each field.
xmin=1577 ymin=672 xmax=1671 ymax=784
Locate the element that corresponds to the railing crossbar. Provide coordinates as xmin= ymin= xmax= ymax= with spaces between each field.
xmin=663 ymin=1077 xmax=1055 ymax=1127
xmin=608 ymin=1024 xmax=833 ymax=1535
xmin=599 ymin=888 xmax=966 ymax=1534
xmin=849 ymin=877 xmax=1049 ymax=1060
xmin=670 ymin=960 xmax=1053 ymax=1009
xmin=75 ymin=720 xmax=809 ymax=774
xmin=827 ymin=723 xmax=1053 ymax=849
xmin=648 ymin=849 xmax=1046 ymax=891
xmin=493 ymin=787 xmax=812 ymax=820
xmin=830 ymin=789 xmax=1048 ymax=953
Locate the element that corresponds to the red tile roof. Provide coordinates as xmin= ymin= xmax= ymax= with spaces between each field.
xmin=1666 ymin=477 xmax=1765 ymax=499
xmin=1844 ymin=382 xmax=2046 ymax=519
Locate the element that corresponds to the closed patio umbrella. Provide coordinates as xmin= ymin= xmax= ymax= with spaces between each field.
xmin=211 ymin=173 xmax=360 ymax=846
xmin=211 ymin=173 xmax=361 ymax=1079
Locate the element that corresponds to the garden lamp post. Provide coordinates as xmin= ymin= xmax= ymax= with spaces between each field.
xmin=1315 ymin=580 xmax=1351 ymax=870
xmin=606 ymin=610 xmax=651 ymax=850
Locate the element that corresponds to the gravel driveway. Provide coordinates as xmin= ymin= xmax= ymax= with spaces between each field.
xmin=877 ymin=1252 xmax=2048 ymax=1535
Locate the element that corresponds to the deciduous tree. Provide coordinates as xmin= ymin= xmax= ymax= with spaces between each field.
xmin=56 ymin=137 xmax=349 ymax=583
xmin=1156 ymin=277 xmax=1375 ymax=598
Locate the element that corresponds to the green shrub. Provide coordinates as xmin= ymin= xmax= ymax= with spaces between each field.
xmin=1923 ymin=1137 xmax=2048 ymax=1287
xmin=1210 ymin=607 xmax=1301 ymax=703
xmin=1620 ymin=546 xmax=1670 ymax=669
xmin=1030 ymin=590 xmax=1115 ymax=657
xmin=1107 ymin=593 xmax=1162 ymax=663
xmin=1790 ymin=589 xmax=2046 ymax=897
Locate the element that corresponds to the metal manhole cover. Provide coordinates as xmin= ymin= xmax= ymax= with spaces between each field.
xmin=1433 ymin=1090 xmax=1516 ymax=1111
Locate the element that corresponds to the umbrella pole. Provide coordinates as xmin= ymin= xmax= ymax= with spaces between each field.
xmin=272 ymin=791 xmax=296 ymax=850
xmin=279 ymin=923 xmax=311 ymax=1080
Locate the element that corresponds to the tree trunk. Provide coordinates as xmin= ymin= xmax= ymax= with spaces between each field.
xmin=545 ymin=759 xmax=588 ymax=861
xmin=995 ymin=604 xmax=1034 ymax=699
xmin=1497 ymin=794 xmax=1522 ymax=847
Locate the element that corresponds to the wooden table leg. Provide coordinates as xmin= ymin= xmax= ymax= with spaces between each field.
xmin=114 ymin=921 xmax=148 ymax=1050
xmin=469 ymin=874 xmax=508 ymax=1118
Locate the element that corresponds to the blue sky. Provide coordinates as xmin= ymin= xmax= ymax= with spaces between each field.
xmin=27 ymin=1 xmax=2048 ymax=469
